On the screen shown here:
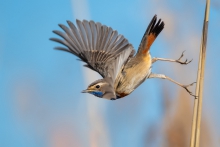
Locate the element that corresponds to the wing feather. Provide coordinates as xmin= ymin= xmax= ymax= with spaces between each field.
xmin=76 ymin=20 xmax=88 ymax=52
xmin=50 ymin=20 xmax=135 ymax=81
xmin=67 ymin=21 xmax=84 ymax=51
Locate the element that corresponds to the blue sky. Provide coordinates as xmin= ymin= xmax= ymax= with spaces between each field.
xmin=1 ymin=0 xmax=220 ymax=146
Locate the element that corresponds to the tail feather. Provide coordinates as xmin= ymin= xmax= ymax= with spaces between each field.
xmin=137 ymin=15 xmax=164 ymax=55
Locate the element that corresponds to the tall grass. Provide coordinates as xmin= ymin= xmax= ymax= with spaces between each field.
xmin=190 ymin=0 xmax=210 ymax=147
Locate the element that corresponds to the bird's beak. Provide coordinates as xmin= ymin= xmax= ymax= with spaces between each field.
xmin=81 ymin=89 xmax=89 ymax=93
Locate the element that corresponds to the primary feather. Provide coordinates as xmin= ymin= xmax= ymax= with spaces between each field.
xmin=50 ymin=20 xmax=134 ymax=80
xmin=50 ymin=15 xmax=165 ymax=100
xmin=50 ymin=19 xmax=134 ymax=99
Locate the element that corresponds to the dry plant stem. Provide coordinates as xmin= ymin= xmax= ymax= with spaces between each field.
xmin=152 ymin=51 xmax=192 ymax=64
xmin=190 ymin=35 xmax=202 ymax=147
xmin=195 ymin=1 xmax=209 ymax=146
xmin=148 ymin=73 xmax=196 ymax=96
xmin=190 ymin=0 xmax=210 ymax=147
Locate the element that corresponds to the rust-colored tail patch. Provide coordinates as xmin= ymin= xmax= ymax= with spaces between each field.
xmin=142 ymin=33 xmax=156 ymax=54
xmin=137 ymin=15 xmax=165 ymax=56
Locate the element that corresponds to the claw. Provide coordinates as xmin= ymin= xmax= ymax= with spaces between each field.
xmin=177 ymin=50 xmax=185 ymax=60
xmin=176 ymin=51 xmax=193 ymax=65
xmin=188 ymin=59 xmax=193 ymax=64
xmin=182 ymin=82 xmax=198 ymax=98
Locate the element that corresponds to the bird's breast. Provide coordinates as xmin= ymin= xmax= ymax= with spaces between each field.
xmin=115 ymin=54 xmax=152 ymax=98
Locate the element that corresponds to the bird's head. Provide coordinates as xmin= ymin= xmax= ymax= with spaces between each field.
xmin=82 ymin=78 xmax=116 ymax=100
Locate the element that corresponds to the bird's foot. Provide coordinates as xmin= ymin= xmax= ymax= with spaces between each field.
xmin=182 ymin=82 xmax=198 ymax=98
xmin=176 ymin=51 xmax=193 ymax=65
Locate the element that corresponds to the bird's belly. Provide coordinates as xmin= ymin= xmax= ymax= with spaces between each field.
xmin=115 ymin=56 xmax=152 ymax=98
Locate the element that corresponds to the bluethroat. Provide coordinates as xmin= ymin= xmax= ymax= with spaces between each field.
xmin=50 ymin=15 xmax=195 ymax=100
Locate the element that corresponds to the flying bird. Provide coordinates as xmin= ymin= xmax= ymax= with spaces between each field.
xmin=50 ymin=15 xmax=195 ymax=100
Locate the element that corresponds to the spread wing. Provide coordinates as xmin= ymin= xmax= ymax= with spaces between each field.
xmin=50 ymin=19 xmax=134 ymax=81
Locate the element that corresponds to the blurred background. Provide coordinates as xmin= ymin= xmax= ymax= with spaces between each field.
xmin=1 ymin=0 xmax=220 ymax=146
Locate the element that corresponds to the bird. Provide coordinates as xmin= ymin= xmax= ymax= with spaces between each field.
xmin=50 ymin=15 xmax=195 ymax=100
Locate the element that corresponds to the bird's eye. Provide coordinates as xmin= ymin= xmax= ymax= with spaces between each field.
xmin=96 ymin=85 xmax=100 ymax=89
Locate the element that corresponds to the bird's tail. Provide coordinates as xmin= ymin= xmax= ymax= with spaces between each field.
xmin=137 ymin=15 xmax=164 ymax=56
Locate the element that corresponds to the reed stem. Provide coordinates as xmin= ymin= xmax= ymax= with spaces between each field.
xmin=190 ymin=0 xmax=210 ymax=146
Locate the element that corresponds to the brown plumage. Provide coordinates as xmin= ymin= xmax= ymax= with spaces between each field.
xmin=50 ymin=15 xmax=195 ymax=100
xmin=115 ymin=15 xmax=164 ymax=98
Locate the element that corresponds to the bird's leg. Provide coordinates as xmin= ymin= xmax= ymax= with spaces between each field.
xmin=152 ymin=51 xmax=192 ymax=64
xmin=148 ymin=73 xmax=197 ymax=97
